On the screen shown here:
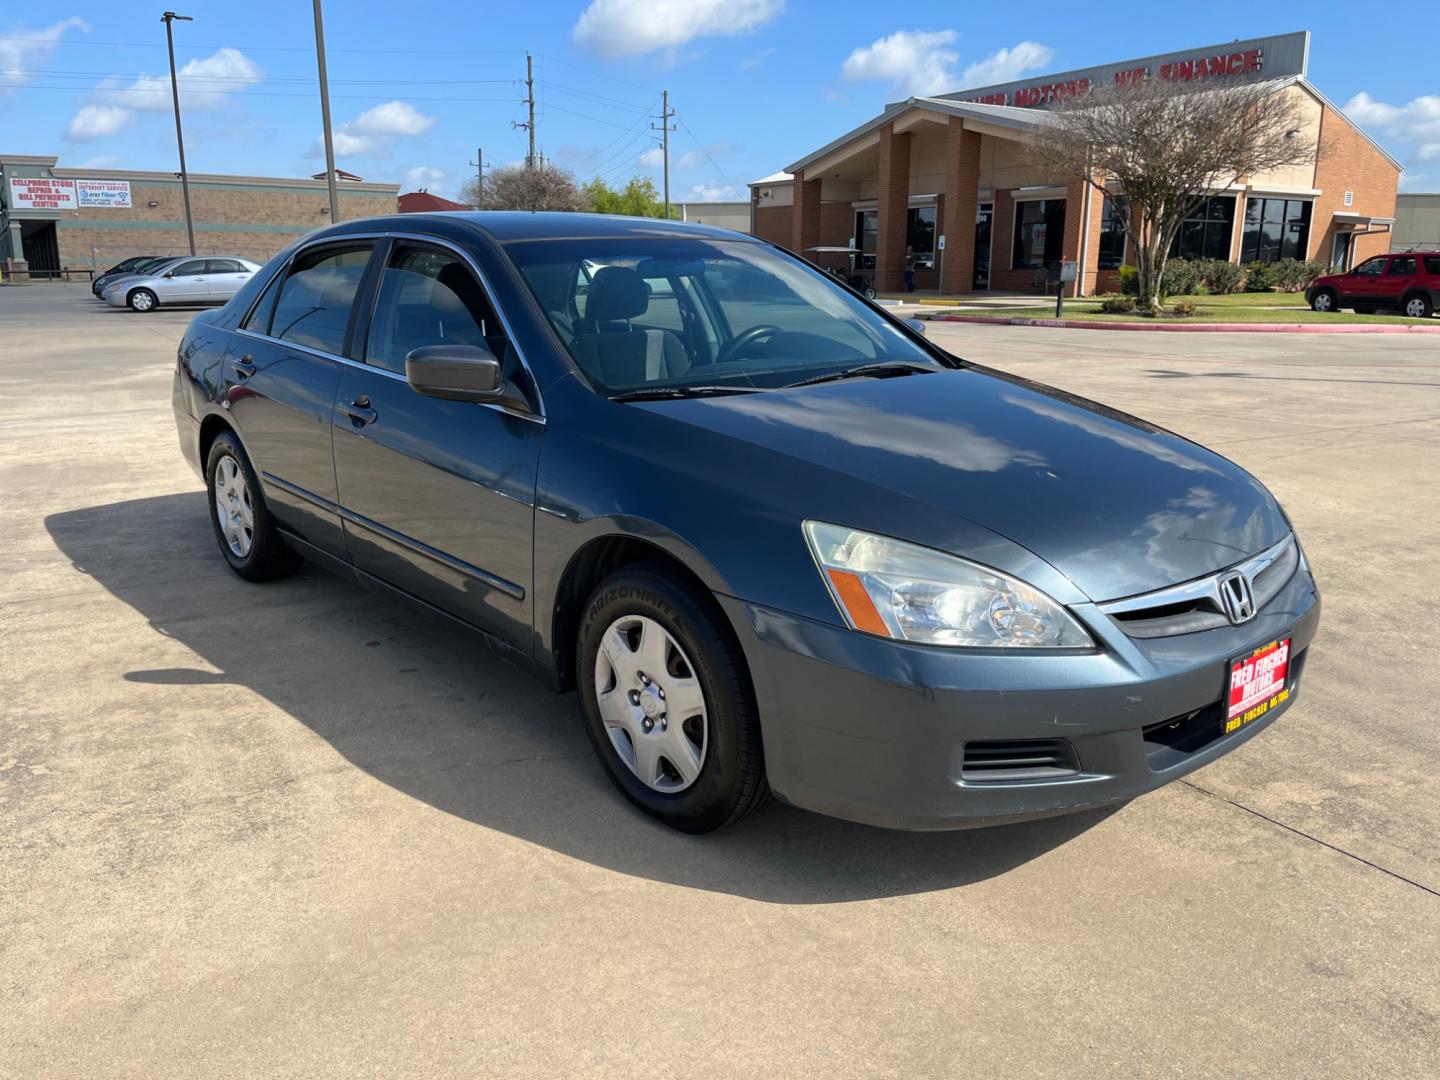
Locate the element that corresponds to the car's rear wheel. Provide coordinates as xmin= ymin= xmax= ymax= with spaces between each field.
xmin=577 ymin=564 xmax=768 ymax=833
xmin=1402 ymin=293 xmax=1433 ymax=319
xmin=127 ymin=288 xmax=157 ymax=312
xmin=1309 ymin=288 xmax=1337 ymax=312
xmin=205 ymin=432 xmax=301 ymax=581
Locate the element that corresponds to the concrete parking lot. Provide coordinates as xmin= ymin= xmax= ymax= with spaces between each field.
xmin=3 ymin=283 xmax=1438 ymax=1078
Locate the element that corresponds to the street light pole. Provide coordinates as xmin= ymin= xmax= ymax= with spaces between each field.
xmin=311 ymin=0 xmax=340 ymax=221
xmin=161 ymin=12 xmax=196 ymax=256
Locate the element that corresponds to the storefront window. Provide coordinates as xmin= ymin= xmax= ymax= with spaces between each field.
xmin=1240 ymin=198 xmax=1311 ymax=263
xmin=1098 ymin=195 xmax=1128 ymax=270
xmin=906 ymin=206 xmax=936 ymax=266
xmin=1170 ymin=196 xmax=1234 ymax=261
xmin=1012 ymin=199 xmax=1065 ymax=270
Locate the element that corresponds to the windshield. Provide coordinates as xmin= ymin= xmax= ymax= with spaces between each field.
xmin=506 ymin=237 xmax=939 ymax=394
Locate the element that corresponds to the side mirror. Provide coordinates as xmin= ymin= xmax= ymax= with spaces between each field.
xmin=903 ymin=317 xmax=928 ymax=337
xmin=164 ymin=270 xmax=175 ymax=278
xmin=405 ymin=344 xmax=503 ymax=402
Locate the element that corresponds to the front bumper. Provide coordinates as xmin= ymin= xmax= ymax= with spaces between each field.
xmin=720 ymin=562 xmax=1320 ymax=830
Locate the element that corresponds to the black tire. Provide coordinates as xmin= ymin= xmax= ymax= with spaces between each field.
xmin=1309 ymin=288 xmax=1337 ymax=313
xmin=1401 ymin=293 xmax=1433 ymax=319
xmin=127 ymin=287 xmax=158 ymax=313
xmin=205 ymin=432 xmax=301 ymax=582
xmin=577 ymin=564 xmax=769 ymax=833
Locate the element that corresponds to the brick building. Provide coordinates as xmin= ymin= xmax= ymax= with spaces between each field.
xmin=1 ymin=154 xmax=399 ymax=277
xmin=750 ymin=31 xmax=1401 ymax=296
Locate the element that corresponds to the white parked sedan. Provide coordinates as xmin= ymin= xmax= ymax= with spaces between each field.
xmin=103 ymin=256 xmax=261 ymax=312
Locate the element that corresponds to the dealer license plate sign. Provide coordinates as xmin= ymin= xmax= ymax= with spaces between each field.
xmin=1226 ymin=638 xmax=1291 ymax=734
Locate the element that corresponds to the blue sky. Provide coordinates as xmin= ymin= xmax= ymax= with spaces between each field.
xmin=2 ymin=1 xmax=1436 ymax=198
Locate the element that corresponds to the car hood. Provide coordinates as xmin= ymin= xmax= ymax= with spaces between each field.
xmin=648 ymin=368 xmax=1289 ymax=601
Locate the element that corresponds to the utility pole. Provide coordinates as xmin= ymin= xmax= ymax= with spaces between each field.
xmin=512 ymin=53 xmax=537 ymax=169
xmin=651 ymin=90 xmax=675 ymax=219
xmin=311 ymin=0 xmax=340 ymax=221
xmin=468 ymin=147 xmax=487 ymax=209
xmin=161 ymin=12 xmax=196 ymax=256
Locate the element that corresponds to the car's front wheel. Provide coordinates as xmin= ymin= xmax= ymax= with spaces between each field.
xmin=205 ymin=432 xmax=301 ymax=581
xmin=1309 ymin=288 xmax=1337 ymax=312
xmin=577 ymin=564 xmax=769 ymax=833
xmin=127 ymin=288 xmax=158 ymax=312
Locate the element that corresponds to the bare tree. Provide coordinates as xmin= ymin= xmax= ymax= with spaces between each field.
xmin=458 ymin=162 xmax=587 ymax=212
xmin=1026 ymin=77 xmax=1317 ymax=313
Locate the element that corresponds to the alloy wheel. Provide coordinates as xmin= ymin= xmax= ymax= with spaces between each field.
xmin=1312 ymin=292 xmax=1333 ymax=311
xmin=213 ymin=454 xmax=254 ymax=558
xmin=593 ymin=614 xmax=708 ymax=792
xmin=1405 ymin=297 xmax=1427 ymax=318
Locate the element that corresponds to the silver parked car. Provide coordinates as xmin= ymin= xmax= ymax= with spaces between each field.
xmin=103 ymin=256 xmax=261 ymax=312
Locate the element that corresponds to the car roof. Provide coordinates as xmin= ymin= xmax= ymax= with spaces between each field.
xmin=316 ymin=210 xmax=759 ymax=245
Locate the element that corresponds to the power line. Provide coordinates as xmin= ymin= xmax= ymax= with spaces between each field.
xmin=0 ymin=33 xmax=525 ymax=56
xmin=2 ymin=82 xmax=517 ymax=103
xmin=677 ymin=115 xmax=739 ymax=192
xmin=2 ymin=67 xmax=517 ymax=85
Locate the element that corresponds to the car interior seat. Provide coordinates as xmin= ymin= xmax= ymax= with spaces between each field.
xmin=569 ymin=265 xmax=689 ymax=385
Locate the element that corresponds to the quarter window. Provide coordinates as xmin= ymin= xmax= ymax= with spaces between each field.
xmin=1424 ymin=256 xmax=1440 ymax=275
xmin=364 ymin=243 xmax=506 ymax=375
xmin=269 ymin=244 xmax=372 ymax=355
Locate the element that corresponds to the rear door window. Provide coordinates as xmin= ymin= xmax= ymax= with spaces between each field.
xmin=1386 ymin=256 xmax=1417 ymax=275
xmin=268 ymin=244 xmax=373 ymax=355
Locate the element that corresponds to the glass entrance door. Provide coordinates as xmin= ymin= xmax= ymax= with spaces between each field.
xmin=973 ymin=203 xmax=993 ymax=290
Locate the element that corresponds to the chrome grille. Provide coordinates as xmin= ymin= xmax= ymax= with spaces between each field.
xmin=1099 ymin=536 xmax=1298 ymax=638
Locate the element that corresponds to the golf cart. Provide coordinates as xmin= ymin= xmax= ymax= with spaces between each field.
xmin=803 ymin=246 xmax=877 ymax=299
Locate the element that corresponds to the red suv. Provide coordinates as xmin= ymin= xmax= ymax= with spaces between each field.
xmin=1307 ymin=252 xmax=1439 ymax=318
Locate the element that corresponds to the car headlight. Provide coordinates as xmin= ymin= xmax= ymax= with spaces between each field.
xmin=804 ymin=521 xmax=1093 ymax=648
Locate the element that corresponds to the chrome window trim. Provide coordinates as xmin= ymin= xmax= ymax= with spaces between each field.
xmin=233 ymin=229 xmax=546 ymax=425
xmin=1097 ymin=534 xmax=1295 ymax=616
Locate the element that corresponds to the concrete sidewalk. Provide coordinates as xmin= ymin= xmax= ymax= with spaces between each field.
xmin=3 ymin=285 xmax=1438 ymax=1078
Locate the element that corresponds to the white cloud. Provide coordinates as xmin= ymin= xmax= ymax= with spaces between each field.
xmin=573 ymin=0 xmax=784 ymax=60
xmin=840 ymin=30 xmax=959 ymax=98
xmin=0 ymin=16 xmax=89 ymax=91
xmin=66 ymin=105 xmax=133 ymax=140
xmin=1343 ymin=91 xmax=1440 ymax=174
xmin=636 ymin=146 xmax=665 ymax=168
xmin=961 ymin=41 xmax=1054 ymax=87
xmin=405 ymin=165 xmax=446 ymax=189
xmin=65 ymin=47 xmax=260 ymax=143
xmin=314 ymin=100 xmax=436 ymax=158
xmin=685 ymin=182 xmax=742 ymax=201
xmin=741 ymin=47 xmax=774 ymax=71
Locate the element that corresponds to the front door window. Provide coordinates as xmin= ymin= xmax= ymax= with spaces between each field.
xmin=973 ymin=203 xmax=993 ymax=289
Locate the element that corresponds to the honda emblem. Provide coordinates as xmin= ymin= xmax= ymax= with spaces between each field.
xmin=1218 ymin=572 xmax=1257 ymax=625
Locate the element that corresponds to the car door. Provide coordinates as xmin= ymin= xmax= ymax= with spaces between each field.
xmin=331 ymin=238 xmax=545 ymax=650
xmin=159 ymin=257 xmax=210 ymax=303
xmin=205 ymin=258 xmax=253 ymax=302
xmin=227 ymin=240 xmax=377 ymax=557
xmin=1382 ymin=255 xmax=1418 ymax=308
xmin=1343 ymin=256 xmax=1390 ymax=305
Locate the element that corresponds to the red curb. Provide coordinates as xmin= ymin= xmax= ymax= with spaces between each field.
xmin=926 ymin=314 xmax=1440 ymax=334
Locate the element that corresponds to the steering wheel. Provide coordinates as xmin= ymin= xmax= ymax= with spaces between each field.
xmin=716 ymin=324 xmax=781 ymax=365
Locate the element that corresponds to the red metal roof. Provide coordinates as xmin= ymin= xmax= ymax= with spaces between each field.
xmin=398 ymin=191 xmax=471 ymax=213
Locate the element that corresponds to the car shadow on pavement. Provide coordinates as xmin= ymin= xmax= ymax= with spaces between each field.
xmin=46 ymin=493 xmax=1119 ymax=904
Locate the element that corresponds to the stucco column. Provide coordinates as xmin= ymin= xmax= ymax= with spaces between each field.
xmin=791 ymin=172 xmax=822 ymax=256
xmin=5 ymin=220 xmax=27 ymax=278
xmin=875 ymin=124 xmax=911 ymax=293
xmin=940 ymin=119 xmax=981 ymax=295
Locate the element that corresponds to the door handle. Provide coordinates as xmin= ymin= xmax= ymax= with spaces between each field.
xmin=232 ymin=355 xmax=256 ymax=379
xmin=339 ymin=396 xmax=377 ymax=426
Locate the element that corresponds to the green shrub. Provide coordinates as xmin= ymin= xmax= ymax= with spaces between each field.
xmin=1193 ymin=282 xmax=1211 ymax=296
xmin=1100 ymin=295 xmax=1136 ymax=314
xmin=1245 ymin=261 xmax=1278 ymax=292
xmin=1193 ymin=257 xmax=1246 ymax=294
xmin=1160 ymin=259 xmax=1200 ymax=297
xmin=1171 ymin=299 xmax=1198 ymax=317
xmin=1117 ymin=265 xmax=1138 ymax=295
xmin=1273 ymin=258 xmax=1329 ymax=292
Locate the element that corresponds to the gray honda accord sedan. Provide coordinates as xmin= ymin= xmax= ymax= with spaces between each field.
xmin=171 ymin=212 xmax=1320 ymax=832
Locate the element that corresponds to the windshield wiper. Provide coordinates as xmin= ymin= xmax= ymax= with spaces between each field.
xmin=609 ymin=385 xmax=767 ymax=402
xmin=783 ymin=360 xmax=938 ymax=390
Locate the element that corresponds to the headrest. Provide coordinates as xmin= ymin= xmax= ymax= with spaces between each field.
xmin=586 ymin=265 xmax=649 ymax=322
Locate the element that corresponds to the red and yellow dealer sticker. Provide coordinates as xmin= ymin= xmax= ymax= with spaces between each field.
xmin=1226 ymin=638 xmax=1291 ymax=734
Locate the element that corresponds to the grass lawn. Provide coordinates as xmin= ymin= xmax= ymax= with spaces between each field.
xmin=948 ymin=305 xmax=1433 ymax=325
xmin=896 ymin=291 xmax=1313 ymax=308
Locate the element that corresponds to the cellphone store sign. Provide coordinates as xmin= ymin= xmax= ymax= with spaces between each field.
xmin=8 ymin=177 xmax=77 ymax=210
